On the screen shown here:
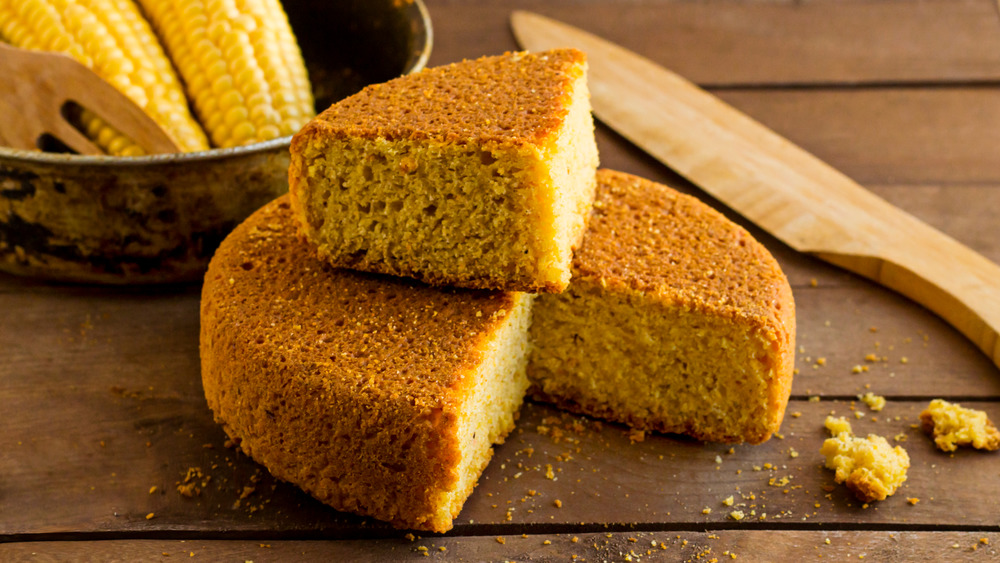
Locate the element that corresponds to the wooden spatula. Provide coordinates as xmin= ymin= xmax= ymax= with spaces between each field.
xmin=0 ymin=42 xmax=180 ymax=155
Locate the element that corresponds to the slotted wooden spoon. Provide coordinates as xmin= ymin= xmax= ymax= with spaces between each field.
xmin=0 ymin=42 xmax=180 ymax=155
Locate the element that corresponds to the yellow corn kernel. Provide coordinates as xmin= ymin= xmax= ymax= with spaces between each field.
xmin=137 ymin=0 xmax=315 ymax=148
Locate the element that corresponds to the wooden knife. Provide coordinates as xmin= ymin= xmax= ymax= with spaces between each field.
xmin=511 ymin=11 xmax=1000 ymax=370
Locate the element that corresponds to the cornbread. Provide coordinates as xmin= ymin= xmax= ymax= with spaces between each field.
xmin=288 ymin=49 xmax=599 ymax=293
xmin=920 ymin=399 xmax=1000 ymax=452
xmin=200 ymin=196 xmax=533 ymax=532
xmin=527 ymin=169 xmax=796 ymax=444
xmin=820 ymin=416 xmax=909 ymax=502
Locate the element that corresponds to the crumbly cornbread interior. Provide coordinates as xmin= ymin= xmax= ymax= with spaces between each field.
xmin=528 ymin=169 xmax=796 ymax=445
xmin=530 ymin=286 xmax=781 ymax=443
xmin=821 ymin=417 xmax=909 ymax=502
xmin=920 ymin=399 xmax=1000 ymax=452
xmin=437 ymin=293 xmax=534 ymax=524
xmin=289 ymin=49 xmax=598 ymax=292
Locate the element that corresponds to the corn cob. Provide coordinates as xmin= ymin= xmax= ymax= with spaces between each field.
xmin=0 ymin=0 xmax=210 ymax=155
xmin=136 ymin=0 xmax=315 ymax=148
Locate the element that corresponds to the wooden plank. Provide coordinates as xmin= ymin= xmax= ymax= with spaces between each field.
xmin=3 ymin=1 xmax=1000 ymax=544
xmin=714 ymin=88 xmax=1000 ymax=186
xmin=467 ymin=400 xmax=1000 ymax=529
xmin=424 ymin=0 xmax=1000 ymax=86
xmin=2 ymin=531 xmax=999 ymax=561
xmin=1 ymin=255 xmax=997 ymax=540
xmin=596 ymin=87 xmax=1000 ymax=188
xmin=5 ymin=346 xmax=1000 ymax=539
xmin=790 ymin=286 xmax=1000 ymax=398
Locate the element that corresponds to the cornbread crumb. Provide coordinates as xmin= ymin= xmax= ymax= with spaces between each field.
xmin=722 ymin=496 xmax=734 ymax=507
xmin=907 ymin=497 xmax=920 ymax=505
xmin=729 ymin=510 xmax=745 ymax=521
xmin=496 ymin=537 xmax=505 ymax=545
xmin=145 ymin=513 xmax=155 ymax=520
xmin=919 ymin=399 xmax=1000 ymax=452
xmin=825 ymin=416 xmax=853 ymax=436
xmin=820 ymin=416 xmax=909 ymax=502
xmin=628 ymin=428 xmax=647 ymax=443
xmin=176 ymin=467 xmax=207 ymax=498
xmin=858 ymin=392 xmax=886 ymax=412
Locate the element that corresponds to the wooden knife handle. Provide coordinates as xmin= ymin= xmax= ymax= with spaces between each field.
xmin=815 ymin=221 xmax=1000 ymax=370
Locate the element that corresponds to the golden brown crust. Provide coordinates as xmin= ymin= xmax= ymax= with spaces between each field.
xmin=296 ymin=49 xmax=587 ymax=147
xmin=200 ymin=195 xmax=521 ymax=532
xmin=576 ymin=170 xmax=794 ymax=330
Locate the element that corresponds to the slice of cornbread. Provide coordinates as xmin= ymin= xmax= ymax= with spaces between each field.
xmin=820 ymin=416 xmax=909 ymax=502
xmin=920 ymin=399 xmax=1000 ymax=452
xmin=288 ymin=49 xmax=599 ymax=293
xmin=200 ymin=196 xmax=534 ymax=533
xmin=527 ymin=169 xmax=796 ymax=444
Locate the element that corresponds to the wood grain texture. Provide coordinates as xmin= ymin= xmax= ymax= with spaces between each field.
xmin=3 ymin=1 xmax=1000 ymax=558
xmin=3 ymin=531 xmax=999 ymax=562
xmin=424 ymin=0 xmax=1000 ymax=86
xmin=3 ymin=280 xmax=999 ymax=536
xmin=715 ymin=88 xmax=1000 ymax=186
xmin=5 ymin=384 xmax=1000 ymax=535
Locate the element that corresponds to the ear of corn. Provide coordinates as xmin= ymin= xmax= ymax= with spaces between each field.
xmin=136 ymin=0 xmax=315 ymax=148
xmin=0 ymin=0 xmax=211 ymax=155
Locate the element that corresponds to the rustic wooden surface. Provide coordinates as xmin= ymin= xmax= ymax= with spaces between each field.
xmin=3 ymin=0 xmax=1000 ymax=560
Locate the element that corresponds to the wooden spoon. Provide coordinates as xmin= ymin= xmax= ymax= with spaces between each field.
xmin=0 ymin=42 xmax=180 ymax=155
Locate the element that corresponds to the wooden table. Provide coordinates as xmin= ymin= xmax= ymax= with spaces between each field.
xmin=4 ymin=1 xmax=1000 ymax=560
